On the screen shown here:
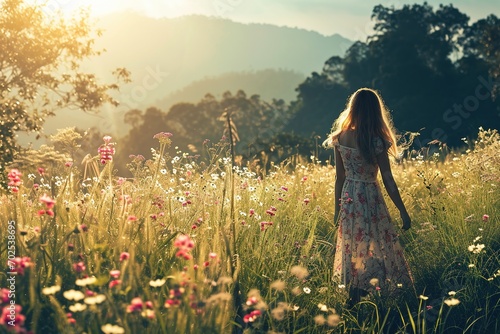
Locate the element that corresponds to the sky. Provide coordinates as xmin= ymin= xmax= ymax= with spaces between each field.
xmin=43 ymin=0 xmax=499 ymax=40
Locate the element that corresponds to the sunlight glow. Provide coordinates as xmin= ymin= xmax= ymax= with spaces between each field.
xmin=40 ymin=0 xmax=193 ymax=18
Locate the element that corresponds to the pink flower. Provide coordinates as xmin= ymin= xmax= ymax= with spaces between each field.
xmin=7 ymin=169 xmax=22 ymax=191
xmin=280 ymin=186 xmax=288 ymax=191
xmin=9 ymin=257 xmax=32 ymax=275
xmin=120 ymin=252 xmax=130 ymax=262
xmin=109 ymin=280 xmax=121 ymax=289
xmin=67 ymin=312 xmax=76 ymax=324
xmin=1 ymin=289 xmax=10 ymax=303
xmin=0 ymin=304 xmax=26 ymax=329
xmin=303 ymin=198 xmax=310 ymax=205
xmin=127 ymin=297 xmax=143 ymax=313
xmin=249 ymin=209 xmax=255 ymax=217
xmin=73 ymin=262 xmax=86 ymax=273
xmin=246 ymin=297 xmax=258 ymax=306
xmin=110 ymin=270 xmax=121 ymax=278
xmin=265 ymin=209 xmax=275 ymax=216
xmin=127 ymin=215 xmax=137 ymax=221
xmin=103 ymin=136 xmax=112 ymax=144
xmin=80 ymin=224 xmax=88 ymax=232
xmin=98 ymin=146 xmax=115 ymax=165
xmin=175 ymin=249 xmax=192 ymax=260
xmin=153 ymin=132 xmax=173 ymax=144
xmin=153 ymin=132 xmax=173 ymax=139
xmin=39 ymin=194 xmax=56 ymax=209
xmin=482 ymin=214 xmax=489 ymax=222
xmin=164 ymin=299 xmax=181 ymax=308
xmin=169 ymin=287 xmax=184 ymax=299
xmin=98 ymin=136 xmax=115 ymax=165
xmin=37 ymin=167 xmax=45 ymax=175
xmin=209 ymin=252 xmax=217 ymax=259
xmin=120 ymin=195 xmax=132 ymax=205
xmin=243 ymin=310 xmax=262 ymax=323
xmin=65 ymin=161 xmax=73 ymax=167
xmin=260 ymin=221 xmax=273 ymax=231
xmin=174 ymin=235 xmax=195 ymax=251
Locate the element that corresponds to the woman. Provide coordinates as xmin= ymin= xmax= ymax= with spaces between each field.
xmin=324 ymin=88 xmax=413 ymax=306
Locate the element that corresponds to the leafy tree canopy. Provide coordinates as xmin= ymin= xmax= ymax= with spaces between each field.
xmin=0 ymin=0 xmax=129 ymax=179
xmin=288 ymin=3 xmax=500 ymax=151
xmin=116 ymin=91 xmax=296 ymax=173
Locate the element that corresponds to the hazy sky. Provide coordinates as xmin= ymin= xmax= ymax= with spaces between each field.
xmin=47 ymin=0 xmax=498 ymax=39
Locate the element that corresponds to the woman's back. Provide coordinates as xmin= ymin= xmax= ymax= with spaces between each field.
xmin=335 ymin=130 xmax=386 ymax=183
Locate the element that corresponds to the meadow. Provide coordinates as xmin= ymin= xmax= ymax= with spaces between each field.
xmin=0 ymin=127 xmax=499 ymax=334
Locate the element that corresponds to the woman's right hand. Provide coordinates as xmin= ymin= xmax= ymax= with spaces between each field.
xmin=400 ymin=211 xmax=411 ymax=231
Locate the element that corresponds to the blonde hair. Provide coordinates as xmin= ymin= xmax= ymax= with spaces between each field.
xmin=323 ymin=88 xmax=398 ymax=164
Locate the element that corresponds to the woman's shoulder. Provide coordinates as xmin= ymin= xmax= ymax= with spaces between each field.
xmin=323 ymin=133 xmax=340 ymax=148
xmin=337 ymin=130 xmax=356 ymax=147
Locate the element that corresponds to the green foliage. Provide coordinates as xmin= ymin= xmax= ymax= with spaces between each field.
xmin=288 ymin=3 xmax=500 ymax=153
xmin=117 ymin=91 xmax=292 ymax=174
xmin=0 ymin=0 xmax=129 ymax=184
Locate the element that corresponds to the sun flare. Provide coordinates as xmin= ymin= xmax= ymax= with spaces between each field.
xmin=42 ymin=0 xmax=191 ymax=18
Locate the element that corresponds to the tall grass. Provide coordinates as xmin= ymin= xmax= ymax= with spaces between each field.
xmin=0 ymin=128 xmax=499 ymax=333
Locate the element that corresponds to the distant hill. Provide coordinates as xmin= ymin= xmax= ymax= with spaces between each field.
xmin=156 ymin=69 xmax=305 ymax=109
xmin=37 ymin=12 xmax=352 ymax=139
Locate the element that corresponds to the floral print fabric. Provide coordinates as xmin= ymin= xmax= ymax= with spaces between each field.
xmin=332 ymin=137 xmax=413 ymax=293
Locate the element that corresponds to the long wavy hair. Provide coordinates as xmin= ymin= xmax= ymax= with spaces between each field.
xmin=323 ymin=88 xmax=398 ymax=164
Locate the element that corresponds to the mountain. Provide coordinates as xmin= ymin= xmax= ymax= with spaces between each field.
xmin=156 ymin=69 xmax=305 ymax=108
xmin=37 ymin=12 xmax=352 ymax=139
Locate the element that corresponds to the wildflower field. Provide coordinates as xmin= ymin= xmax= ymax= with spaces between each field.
xmin=1 ymin=128 xmax=499 ymax=334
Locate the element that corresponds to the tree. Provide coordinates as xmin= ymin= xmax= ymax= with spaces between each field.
xmin=116 ymin=91 xmax=293 ymax=174
xmin=0 ymin=0 xmax=129 ymax=181
xmin=463 ymin=14 xmax=500 ymax=97
xmin=286 ymin=70 xmax=349 ymax=137
xmin=287 ymin=3 xmax=500 ymax=149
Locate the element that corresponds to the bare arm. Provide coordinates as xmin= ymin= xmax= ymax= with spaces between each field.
xmin=334 ymin=146 xmax=346 ymax=225
xmin=376 ymin=151 xmax=411 ymax=230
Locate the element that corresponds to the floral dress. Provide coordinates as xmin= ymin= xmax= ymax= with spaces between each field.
xmin=332 ymin=137 xmax=413 ymax=293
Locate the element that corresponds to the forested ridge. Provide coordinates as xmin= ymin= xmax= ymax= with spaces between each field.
xmin=113 ymin=3 xmax=499 ymax=171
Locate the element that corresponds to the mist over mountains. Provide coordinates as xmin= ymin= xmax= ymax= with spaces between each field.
xmin=39 ymin=12 xmax=352 ymax=138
